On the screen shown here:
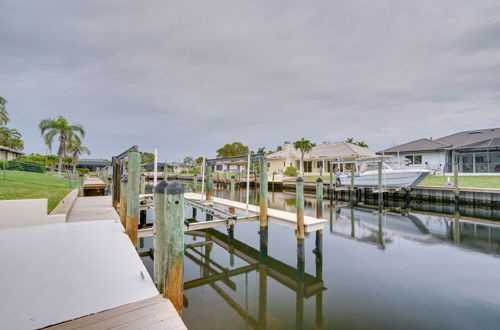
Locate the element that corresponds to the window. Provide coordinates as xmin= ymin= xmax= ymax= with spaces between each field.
xmin=267 ymin=163 xmax=270 ymax=168
xmin=317 ymin=161 xmax=323 ymax=168
xmin=405 ymin=155 xmax=422 ymax=165
xmin=216 ymin=165 xmax=223 ymax=171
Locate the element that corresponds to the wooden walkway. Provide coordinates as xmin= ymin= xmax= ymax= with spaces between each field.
xmin=47 ymin=295 xmax=186 ymax=330
xmin=84 ymin=177 xmax=106 ymax=189
xmin=67 ymin=196 xmax=120 ymax=222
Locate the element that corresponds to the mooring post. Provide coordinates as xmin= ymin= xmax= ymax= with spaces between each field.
xmin=119 ymin=175 xmax=128 ymax=227
xmin=350 ymin=163 xmax=355 ymax=204
xmin=230 ymin=175 xmax=236 ymax=199
xmin=193 ymin=174 xmax=198 ymax=192
xmin=296 ymin=177 xmax=305 ymax=262
xmin=192 ymin=207 xmax=197 ymax=220
xmin=378 ymin=161 xmax=383 ymax=208
xmin=272 ymin=171 xmax=275 ymax=192
xmin=329 ymin=164 xmax=334 ymax=201
xmin=453 ymin=163 xmax=459 ymax=205
xmin=140 ymin=173 xmax=146 ymax=195
xmin=206 ymin=162 xmax=213 ymax=200
xmin=126 ymin=151 xmax=140 ymax=246
xmin=259 ymin=157 xmax=268 ymax=227
xmin=78 ymin=174 xmax=85 ymax=197
xmin=112 ymin=157 xmax=121 ymax=210
xmin=164 ymin=182 xmax=185 ymax=313
xmin=315 ymin=178 xmax=323 ymax=259
xmin=454 ymin=209 xmax=461 ymax=244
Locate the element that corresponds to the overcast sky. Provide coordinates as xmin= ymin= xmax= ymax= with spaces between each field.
xmin=1 ymin=0 xmax=499 ymax=161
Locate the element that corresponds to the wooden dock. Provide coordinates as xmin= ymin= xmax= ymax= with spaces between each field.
xmin=67 ymin=196 xmax=120 ymax=222
xmin=47 ymin=295 xmax=186 ymax=330
xmin=83 ymin=177 xmax=106 ymax=196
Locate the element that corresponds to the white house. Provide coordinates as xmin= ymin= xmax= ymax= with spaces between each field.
xmin=380 ymin=128 xmax=500 ymax=175
xmin=0 ymin=145 xmax=23 ymax=161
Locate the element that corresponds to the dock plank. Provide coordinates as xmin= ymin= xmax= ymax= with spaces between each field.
xmin=67 ymin=196 xmax=119 ymax=222
xmin=47 ymin=295 xmax=186 ymax=330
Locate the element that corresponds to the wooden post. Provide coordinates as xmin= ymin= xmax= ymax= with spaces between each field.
xmin=158 ymin=181 xmax=185 ymax=314
xmin=193 ymin=174 xmax=198 ymax=192
xmin=78 ymin=174 xmax=85 ymax=197
xmin=153 ymin=181 xmax=167 ymax=298
xmin=126 ymin=151 xmax=140 ymax=246
xmin=316 ymin=178 xmax=323 ymax=219
xmin=329 ymin=163 xmax=333 ymax=201
xmin=119 ymin=175 xmax=128 ymax=227
xmin=350 ymin=163 xmax=355 ymax=203
xmin=228 ymin=206 xmax=235 ymax=240
xmin=259 ymin=157 xmax=268 ymax=228
xmin=378 ymin=161 xmax=383 ymax=208
xmin=296 ymin=177 xmax=305 ymax=262
xmin=453 ymin=163 xmax=459 ymax=205
xmin=206 ymin=163 xmax=213 ymax=200
xmin=192 ymin=207 xmax=197 ymax=220
xmin=140 ymin=173 xmax=146 ymax=195
xmin=112 ymin=158 xmax=121 ymax=209
xmin=230 ymin=176 xmax=236 ymax=200
xmin=272 ymin=172 xmax=275 ymax=192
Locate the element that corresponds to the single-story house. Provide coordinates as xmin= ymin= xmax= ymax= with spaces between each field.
xmin=77 ymin=159 xmax=111 ymax=172
xmin=380 ymin=127 xmax=500 ymax=174
xmin=0 ymin=145 xmax=23 ymax=161
xmin=212 ymin=141 xmax=377 ymax=175
xmin=141 ymin=162 xmax=191 ymax=173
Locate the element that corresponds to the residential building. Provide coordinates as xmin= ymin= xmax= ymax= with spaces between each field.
xmin=380 ymin=128 xmax=500 ymax=174
xmin=0 ymin=145 xmax=23 ymax=161
xmin=77 ymin=159 xmax=111 ymax=172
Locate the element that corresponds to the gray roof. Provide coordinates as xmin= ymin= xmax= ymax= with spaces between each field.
xmin=268 ymin=141 xmax=377 ymax=159
xmin=381 ymin=128 xmax=500 ymax=153
xmin=455 ymin=137 xmax=500 ymax=150
xmin=0 ymin=145 xmax=24 ymax=154
xmin=77 ymin=159 xmax=110 ymax=166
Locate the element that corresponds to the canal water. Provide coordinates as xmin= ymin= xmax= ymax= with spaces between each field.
xmin=139 ymin=185 xmax=500 ymax=330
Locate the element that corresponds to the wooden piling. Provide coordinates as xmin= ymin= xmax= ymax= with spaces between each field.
xmin=112 ymin=157 xmax=120 ymax=210
xmin=206 ymin=163 xmax=213 ymax=200
xmin=164 ymin=182 xmax=185 ymax=313
xmin=230 ymin=176 xmax=236 ymax=200
xmin=140 ymin=173 xmax=146 ymax=195
xmin=377 ymin=161 xmax=383 ymax=207
xmin=259 ymin=157 xmax=268 ymax=228
xmin=453 ymin=164 xmax=459 ymax=205
xmin=193 ymin=174 xmax=198 ymax=192
xmin=119 ymin=175 xmax=128 ymax=227
xmin=350 ymin=163 xmax=355 ymax=203
xmin=153 ymin=181 xmax=167 ymax=297
xmin=329 ymin=165 xmax=334 ymax=201
xmin=126 ymin=151 xmax=140 ymax=246
xmin=78 ymin=174 xmax=85 ymax=197
xmin=316 ymin=178 xmax=323 ymax=219
xmin=296 ymin=177 xmax=305 ymax=262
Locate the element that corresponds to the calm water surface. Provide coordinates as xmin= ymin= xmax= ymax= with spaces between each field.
xmin=139 ymin=185 xmax=500 ymax=330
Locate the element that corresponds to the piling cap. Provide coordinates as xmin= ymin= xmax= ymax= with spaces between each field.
xmin=316 ymin=178 xmax=323 ymax=183
xmin=166 ymin=181 xmax=185 ymax=195
xmin=120 ymin=175 xmax=128 ymax=183
xmin=296 ymin=177 xmax=304 ymax=182
xmin=154 ymin=180 xmax=168 ymax=194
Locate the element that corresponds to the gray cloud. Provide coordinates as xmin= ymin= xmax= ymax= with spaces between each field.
xmin=1 ymin=0 xmax=500 ymax=160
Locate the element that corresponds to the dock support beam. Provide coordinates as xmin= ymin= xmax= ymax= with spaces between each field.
xmin=119 ymin=175 xmax=128 ymax=227
xmin=296 ymin=177 xmax=305 ymax=263
xmin=126 ymin=151 xmax=140 ymax=246
xmin=154 ymin=181 xmax=185 ymax=314
xmin=206 ymin=163 xmax=213 ymax=200
xmin=259 ymin=157 xmax=268 ymax=228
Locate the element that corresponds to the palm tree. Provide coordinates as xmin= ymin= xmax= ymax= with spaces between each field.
xmin=39 ymin=116 xmax=85 ymax=176
xmin=67 ymin=134 xmax=90 ymax=174
xmin=257 ymin=147 xmax=266 ymax=154
xmin=276 ymin=145 xmax=283 ymax=151
xmin=293 ymin=138 xmax=314 ymax=176
xmin=0 ymin=96 xmax=8 ymax=125
xmin=354 ymin=141 xmax=369 ymax=148
xmin=345 ymin=137 xmax=354 ymax=144
xmin=0 ymin=127 xmax=23 ymax=151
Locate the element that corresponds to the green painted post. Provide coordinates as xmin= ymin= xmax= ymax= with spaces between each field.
xmin=126 ymin=151 xmax=140 ymax=246
xmin=78 ymin=174 xmax=85 ymax=197
xmin=259 ymin=157 xmax=268 ymax=228
xmin=206 ymin=163 xmax=213 ymax=200
xmin=153 ymin=181 xmax=167 ymax=299
xmin=119 ymin=175 xmax=128 ymax=227
xmin=296 ymin=177 xmax=305 ymax=262
xmin=378 ymin=161 xmax=383 ymax=208
xmin=162 ymin=181 xmax=185 ymax=314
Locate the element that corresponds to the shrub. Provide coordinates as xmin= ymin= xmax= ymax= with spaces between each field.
xmin=284 ymin=166 xmax=298 ymax=177
xmin=0 ymin=160 xmax=45 ymax=173
xmin=77 ymin=168 xmax=89 ymax=175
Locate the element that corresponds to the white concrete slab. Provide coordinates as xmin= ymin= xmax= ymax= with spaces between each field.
xmin=0 ymin=220 xmax=158 ymax=330
xmin=0 ymin=199 xmax=66 ymax=229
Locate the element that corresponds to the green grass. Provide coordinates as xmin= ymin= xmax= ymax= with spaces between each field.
xmin=0 ymin=170 xmax=75 ymax=212
xmin=419 ymin=175 xmax=500 ymax=189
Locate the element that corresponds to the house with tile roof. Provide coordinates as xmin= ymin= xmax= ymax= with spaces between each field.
xmin=380 ymin=128 xmax=500 ymax=174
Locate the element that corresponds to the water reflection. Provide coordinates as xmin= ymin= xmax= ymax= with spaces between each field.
xmin=140 ymin=183 xmax=500 ymax=329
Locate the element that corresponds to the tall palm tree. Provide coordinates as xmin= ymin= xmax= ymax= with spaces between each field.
xmin=39 ymin=116 xmax=85 ymax=176
xmin=0 ymin=96 xmax=8 ymax=125
xmin=67 ymin=134 xmax=90 ymax=174
xmin=0 ymin=127 xmax=24 ymax=151
xmin=354 ymin=141 xmax=369 ymax=148
xmin=293 ymin=138 xmax=314 ymax=176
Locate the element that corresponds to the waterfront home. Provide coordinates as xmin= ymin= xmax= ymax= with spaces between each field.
xmin=380 ymin=127 xmax=500 ymax=174
xmin=0 ymin=145 xmax=23 ymax=161
xmin=213 ymin=141 xmax=377 ymax=175
xmin=77 ymin=158 xmax=111 ymax=172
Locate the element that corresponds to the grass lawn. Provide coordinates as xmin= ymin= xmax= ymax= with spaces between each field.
xmin=0 ymin=170 xmax=75 ymax=212
xmin=419 ymin=175 xmax=500 ymax=189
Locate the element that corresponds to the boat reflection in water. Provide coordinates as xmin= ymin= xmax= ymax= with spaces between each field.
xmin=139 ymin=185 xmax=500 ymax=330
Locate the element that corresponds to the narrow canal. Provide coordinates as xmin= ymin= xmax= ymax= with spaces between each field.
xmin=138 ymin=185 xmax=500 ymax=330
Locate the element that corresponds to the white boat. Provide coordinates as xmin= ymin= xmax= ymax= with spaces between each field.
xmin=337 ymin=164 xmax=430 ymax=188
